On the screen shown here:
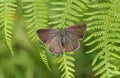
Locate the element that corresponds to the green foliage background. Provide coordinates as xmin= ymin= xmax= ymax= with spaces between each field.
xmin=0 ymin=0 xmax=120 ymax=78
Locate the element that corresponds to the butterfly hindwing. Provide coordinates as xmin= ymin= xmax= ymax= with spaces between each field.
xmin=48 ymin=35 xmax=64 ymax=54
xmin=63 ymin=32 xmax=80 ymax=52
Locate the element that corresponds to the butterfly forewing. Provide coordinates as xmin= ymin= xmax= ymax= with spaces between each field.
xmin=63 ymin=23 xmax=86 ymax=52
xmin=65 ymin=23 xmax=86 ymax=39
xmin=37 ymin=29 xmax=64 ymax=54
xmin=37 ymin=29 xmax=57 ymax=43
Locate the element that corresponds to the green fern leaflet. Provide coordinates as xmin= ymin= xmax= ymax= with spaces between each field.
xmin=0 ymin=0 xmax=17 ymax=55
xmin=84 ymin=0 xmax=120 ymax=78
xmin=23 ymin=0 xmax=51 ymax=71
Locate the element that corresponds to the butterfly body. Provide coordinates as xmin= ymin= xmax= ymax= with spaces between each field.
xmin=37 ymin=23 xmax=86 ymax=54
xmin=58 ymin=30 xmax=66 ymax=47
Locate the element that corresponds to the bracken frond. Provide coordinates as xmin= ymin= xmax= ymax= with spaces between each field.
xmin=23 ymin=0 xmax=51 ymax=71
xmin=39 ymin=46 xmax=51 ymax=71
xmin=49 ymin=0 xmax=87 ymax=28
xmin=49 ymin=0 xmax=87 ymax=78
xmin=0 ymin=0 xmax=17 ymax=55
xmin=84 ymin=0 xmax=120 ymax=78
xmin=56 ymin=53 xmax=75 ymax=78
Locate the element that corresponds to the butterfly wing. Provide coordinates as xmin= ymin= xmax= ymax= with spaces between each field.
xmin=63 ymin=23 xmax=86 ymax=52
xmin=36 ymin=29 xmax=57 ymax=43
xmin=65 ymin=23 xmax=86 ymax=39
xmin=48 ymin=35 xmax=64 ymax=54
xmin=63 ymin=32 xmax=80 ymax=52
xmin=37 ymin=29 xmax=64 ymax=54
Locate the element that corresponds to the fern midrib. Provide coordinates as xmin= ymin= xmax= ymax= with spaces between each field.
xmin=3 ymin=1 xmax=14 ymax=55
xmin=60 ymin=0 xmax=72 ymax=28
xmin=63 ymin=53 xmax=70 ymax=77
xmin=33 ymin=2 xmax=39 ymax=33
xmin=59 ymin=1 xmax=74 ymax=77
xmin=102 ymin=5 xmax=113 ymax=74
xmin=30 ymin=2 xmax=44 ymax=41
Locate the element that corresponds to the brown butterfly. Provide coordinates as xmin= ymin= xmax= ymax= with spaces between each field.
xmin=37 ymin=23 xmax=86 ymax=54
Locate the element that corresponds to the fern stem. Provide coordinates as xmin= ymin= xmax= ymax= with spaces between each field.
xmin=63 ymin=53 xmax=69 ymax=77
xmin=85 ymin=0 xmax=120 ymax=77
xmin=0 ymin=1 xmax=16 ymax=55
xmin=59 ymin=0 xmax=72 ymax=28
xmin=23 ymin=0 xmax=51 ymax=71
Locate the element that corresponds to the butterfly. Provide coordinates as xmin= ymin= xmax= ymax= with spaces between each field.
xmin=36 ymin=23 xmax=86 ymax=54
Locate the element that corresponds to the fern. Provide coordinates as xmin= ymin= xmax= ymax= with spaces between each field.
xmin=39 ymin=50 xmax=51 ymax=71
xmin=49 ymin=0 xmax=88 ymax=29
xmin=56 ymin=53 xmax=75 ymax=78
xmin=49 ymin=0 xmax=87 ymax=78
xmin=84 ymin=0 xmax=120 ymax=78
xmin=23 ymin=0 xmax=51 ymax=71
xmin=0 ymin=0 xmax=17 ymax=55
